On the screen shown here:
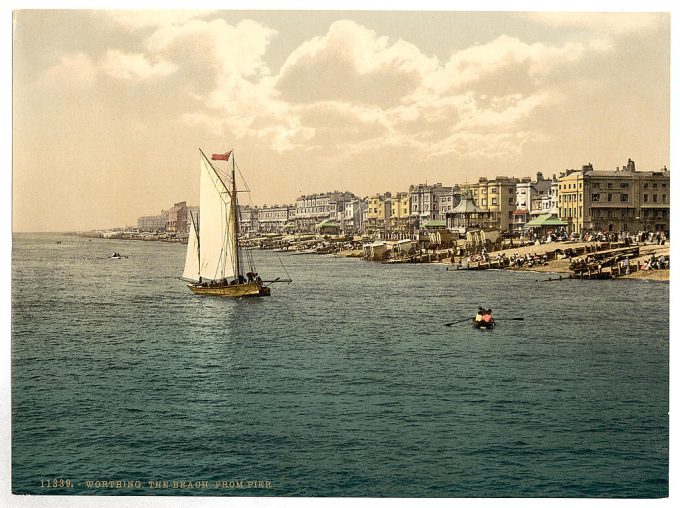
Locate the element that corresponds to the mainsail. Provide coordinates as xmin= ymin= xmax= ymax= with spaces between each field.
xmin=183 ymin=151 xmax=239 ymax=282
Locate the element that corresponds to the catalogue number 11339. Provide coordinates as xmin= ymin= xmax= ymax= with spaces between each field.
xmin=40 ymin=479 xmax=74 ymax=488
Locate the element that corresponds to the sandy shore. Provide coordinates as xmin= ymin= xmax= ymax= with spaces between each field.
xmin=335 ymin=239 xmax=669 ymax=281
xmin=442 ymin=240 xmax=670 ymax=281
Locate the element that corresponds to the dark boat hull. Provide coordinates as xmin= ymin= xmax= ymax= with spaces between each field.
xmin=187 ymin=281 xmax=270 ymax=297
xmin=472 ymin=319 xmax=495 ymax=330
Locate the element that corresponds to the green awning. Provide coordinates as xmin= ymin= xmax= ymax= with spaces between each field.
xmin=422 ymin=220 xmax=446 ymax=228
xmin=284 ymin=222 xmax=296 ymax=229
xmin=317 ymin=219 xmax=339 ymax=228
xmin=524 ymin=214 xmax=568 ymax=228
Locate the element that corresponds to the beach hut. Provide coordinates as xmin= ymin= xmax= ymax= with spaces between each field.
xmin=363 ymin=241 xmax=387 ymax=260
xmin=394 ymin=239 xmax=416 ymax=255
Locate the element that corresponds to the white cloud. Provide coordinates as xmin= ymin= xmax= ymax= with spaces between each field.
xmin=37 ymin=52 xmax=97 ymax=88
xmin=100 ymin=50 xmax=177 ymax=80
xmin=81 ymin=16 xmax=623 ymax=160
xmin=146 ymin=18 xmax=276 ymax=81
xmin=276 ymin=20 xmax=437 ymax=106
xmin=429 ymin=34 xmax=610 ymax=95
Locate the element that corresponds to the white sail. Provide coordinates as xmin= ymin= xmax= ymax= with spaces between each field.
xmin=182 ymin=213 xmax=200 ymax=281
xmin=195 ymin=151 xmax=238 ymax=280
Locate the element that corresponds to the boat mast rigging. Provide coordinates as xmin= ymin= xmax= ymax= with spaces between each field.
xmin=231 ymin=152 xmax=242 ymax=279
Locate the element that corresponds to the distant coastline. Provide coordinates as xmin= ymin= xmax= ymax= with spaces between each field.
xmin=59 ymin=230 xmax=670 ymax=283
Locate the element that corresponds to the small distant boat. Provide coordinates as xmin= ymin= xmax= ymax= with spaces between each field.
xmin=109 ymin=252 xmax=127 ymax=259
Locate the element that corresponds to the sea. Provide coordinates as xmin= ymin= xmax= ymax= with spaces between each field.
xmin=11 ymin=233 xmax=669 ymax=498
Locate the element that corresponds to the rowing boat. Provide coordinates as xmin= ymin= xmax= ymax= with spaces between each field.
xmin=472 ymin=319 xmax=495 ymax=330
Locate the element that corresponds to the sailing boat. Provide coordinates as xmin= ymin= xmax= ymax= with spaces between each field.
xmin=183 ymin=149 xmax=283 ymax=297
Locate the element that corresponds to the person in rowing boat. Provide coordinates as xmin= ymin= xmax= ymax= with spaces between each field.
xmin=482 ymin=308 xmax=494 ymax=326
xmin=475 ymin=307 xmax=485 ymax=324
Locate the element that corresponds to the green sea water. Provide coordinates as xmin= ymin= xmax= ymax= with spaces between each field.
xmin=11 ymin=233 xmax=669 ymax=497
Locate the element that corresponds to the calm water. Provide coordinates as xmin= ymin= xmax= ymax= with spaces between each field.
xmin=11 ymin=233 xmax=669 ymax=498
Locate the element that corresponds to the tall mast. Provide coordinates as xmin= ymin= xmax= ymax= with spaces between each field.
xmin=231 ymin=152 xmax=242 ymax=279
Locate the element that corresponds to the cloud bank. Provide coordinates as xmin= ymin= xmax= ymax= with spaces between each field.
xmin=34 ymin=12 xmax=664 ymax=160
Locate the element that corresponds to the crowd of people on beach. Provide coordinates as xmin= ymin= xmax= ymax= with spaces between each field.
xmin=463 ymin=249 xmax=549 ymax=268
xmin=526 ymin=229 xmax=668 ymax=247
xmin=506 ymin=252 xmax=549 ymax=268
xmin=638 ymin=253 xmax=669 ymax=271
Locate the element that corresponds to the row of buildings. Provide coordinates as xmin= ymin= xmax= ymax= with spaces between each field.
xmin=136 ymin=159 xmax=670 ymax=237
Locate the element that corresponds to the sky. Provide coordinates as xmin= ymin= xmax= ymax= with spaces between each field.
xmin=11 ymin=8 xmax=672 ymax=232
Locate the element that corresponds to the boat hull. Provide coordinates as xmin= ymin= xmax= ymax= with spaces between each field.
xmin=472 ymin=319 xmax=495 ymax=330
xmin=187 ymin=282 xmax=270 ymax=297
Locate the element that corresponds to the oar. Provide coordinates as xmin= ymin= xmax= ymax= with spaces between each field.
xmin=444 ymin=317 xmax=472 ymax=327
xmin=493 ymin=317 xmax=525 ymax=321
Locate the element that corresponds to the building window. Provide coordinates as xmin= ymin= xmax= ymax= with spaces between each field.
xmin=482 ymin=199 xmax=487 ymax=206
xmin=644 ymin=194 xmax=648 ymax=203
xmin=607 ymin=194 xmax=612 ymax=202
xmin=593 ymin=182 xmax=600 ymax=189
xmin=607 ymin=183 xmax=612 ymax=189
xmin=621 ymin=182 xmax=629 ymax=189
xmin=491 ymin=198 xmax=497 ymax=205
xmin=662 ymin=194 xmax=667 ymax=202
xmin=644 ymin=183 xmax=649 ymax=189
xmin=509 ymin=197 xmax=514 ymax=205
xmin=592 ymin=193 xmax=600 ymax=202
xmin=491 ymin=188 xmax=497 ymax=194
xmin=621 ymin=194 xmax=628 ymax=202
xmin=653 ymin=194 xmax=658 ymax=203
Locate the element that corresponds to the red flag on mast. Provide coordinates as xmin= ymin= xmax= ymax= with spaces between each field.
xmin=211 ymin=150 xmax=232 ymax=161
